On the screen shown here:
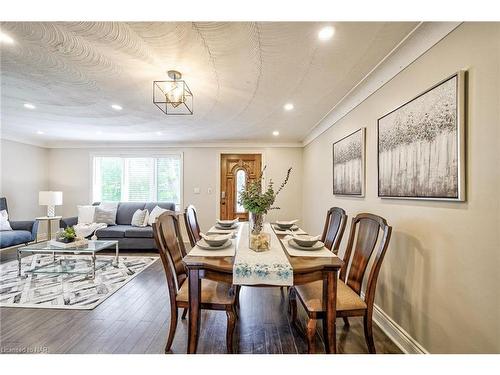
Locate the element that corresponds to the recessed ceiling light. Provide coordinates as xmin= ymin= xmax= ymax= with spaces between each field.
xmin=0 ymin=31 xmax=15 ymax=44
xmin=284 ymin=103 xmax=294 ymax=111
xmin=36 ymin=130 xmax=44 ymax=135
xmin=111 ymin=104 xmax=123 ymax=111
xmin=318 ymin=26 xmax=335 ymax=41
xmin=24 ymin=103 xmax=36 ymax=109
xmin=273 ymin=131 xmax=280 ymax=136
xmin=156 ymin=131 xmax=163 ymax=136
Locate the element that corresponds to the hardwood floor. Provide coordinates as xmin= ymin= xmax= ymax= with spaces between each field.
xmin=0 ymin=248 xmax=401 ymax=354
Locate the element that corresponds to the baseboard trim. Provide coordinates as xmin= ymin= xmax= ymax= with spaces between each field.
xmin=372 ymin=303 xmax=429 ymax=354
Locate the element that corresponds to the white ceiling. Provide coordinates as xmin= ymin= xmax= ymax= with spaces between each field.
xmin=0 ymin=22 xmax=418 ymax=145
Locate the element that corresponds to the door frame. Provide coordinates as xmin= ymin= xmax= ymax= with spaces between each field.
xmin=216 ymin=150 xmax=266 ymax=220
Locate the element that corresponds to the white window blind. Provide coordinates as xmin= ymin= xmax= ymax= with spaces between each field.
xmin=93 ymin=155 xmax=182 ymax=207
xmin=126 ymin=158 xmax=155 ymax=202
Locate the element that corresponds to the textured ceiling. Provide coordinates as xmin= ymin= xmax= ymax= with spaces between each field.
xmin=0 ymin=22 xmax=418 ymax=144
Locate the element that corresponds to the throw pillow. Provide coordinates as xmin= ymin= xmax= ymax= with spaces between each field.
xmin=131 ymin=209 xmax=149 ymax=227
xmin=94 ymin=206 xmax=117 ymax=225
xmin=99 ymin=202 xmax=118 ymax=211
xmin=77 ymin=205 xmax=96 ymax=224
xmin=148 ymin=205 xmax=168 ymax=226
xmin=0 ymin=210 xmax=12 ymax=231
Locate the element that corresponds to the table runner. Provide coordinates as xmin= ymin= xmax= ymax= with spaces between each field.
xmin=281 ymin=235 xmax=338 ymax=258
xmin=233 ymin=223 xmax=293 ymax=286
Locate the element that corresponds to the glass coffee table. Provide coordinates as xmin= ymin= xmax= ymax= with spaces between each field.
xmin=18 ymin=240 xmax=119 ymax=279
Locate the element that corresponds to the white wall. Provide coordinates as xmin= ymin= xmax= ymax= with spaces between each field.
xmin=48 ymin=146 xmax=303 ymax=232
xmin=0 ymin=139 xmax=49 ymax=220
xmin=302 ymin=23 xmax=500 ymax=353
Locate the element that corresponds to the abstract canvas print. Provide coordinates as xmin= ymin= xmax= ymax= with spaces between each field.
xmin=378 ymin=72 xmax=465 ymax=200
xmin=333 ymin=128 xmax=365 ymax=196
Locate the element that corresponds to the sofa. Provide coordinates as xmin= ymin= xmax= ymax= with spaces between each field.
xmin=0 ymin=197 xmax=39 ymax=249
xmin=60 ymin=201 xmax=175 ymax=250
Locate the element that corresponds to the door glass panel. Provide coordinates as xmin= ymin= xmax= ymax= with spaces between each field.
xmin=235 ymin=169 xmax=246 ymax=213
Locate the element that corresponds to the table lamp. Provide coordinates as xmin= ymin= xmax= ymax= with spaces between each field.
xmin=39 ymin=191 xmax=63 ymax=217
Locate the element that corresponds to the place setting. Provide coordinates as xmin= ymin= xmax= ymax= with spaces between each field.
xmin=188 ymin=218 xmax=241 ymax=257
xmin=281 ymin=232 xmax=337 ymax=258
xmin=206 ymin=218 xmax=240 ymax=236
xmin=188 ymin=232 xmax=236 ymax=257
xmin=272 ymin=219 xmax=308 ymax=235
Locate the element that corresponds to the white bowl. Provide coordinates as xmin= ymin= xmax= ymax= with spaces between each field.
xmin=292 ymin=235 xmax=319 ymax=247
xmin=202 ymin=234 xmax=232 ymax=247
xmin=275 ymin=220 xmax=297 ymax=230
xmin=216 ymin=218 xmax=239 ymax=227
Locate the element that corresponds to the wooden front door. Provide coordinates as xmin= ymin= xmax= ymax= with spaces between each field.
xmin=220 ymin=153 xmax=262 ymax=221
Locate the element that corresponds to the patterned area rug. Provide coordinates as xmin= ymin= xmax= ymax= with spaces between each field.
xmin=0 ymin=254 xmax=158 ymax=310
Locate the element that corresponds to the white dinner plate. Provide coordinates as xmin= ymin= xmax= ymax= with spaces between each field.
xmin=288 ymin=239 xmax=325 ymax=251
xmin=196 ymin=239 xmax=232 ymax=250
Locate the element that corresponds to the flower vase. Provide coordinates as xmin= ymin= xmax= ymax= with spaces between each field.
xmin=248 ymin=212 xmax=270 ymax=252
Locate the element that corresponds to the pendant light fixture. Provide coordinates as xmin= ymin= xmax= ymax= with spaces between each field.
xmin=153 ymin=70 xmax=193 ymax=115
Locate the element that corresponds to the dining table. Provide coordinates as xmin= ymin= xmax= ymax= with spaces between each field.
xmin=182 ymin=222 xmax=344 ymax=354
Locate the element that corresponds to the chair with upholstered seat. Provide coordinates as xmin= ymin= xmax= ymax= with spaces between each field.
xmin=184 ymin=204 xmax=202 ymax=247
xmin=153 ymin=210 xmax=237 ymax=353
xmin=289 ymin=213 xmax=392 ymax=354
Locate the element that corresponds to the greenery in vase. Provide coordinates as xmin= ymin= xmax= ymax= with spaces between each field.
xmin=57 ymin=226 xmax=77 ymax=242
xmin=238 ymin=166 xmax=292 ymax=215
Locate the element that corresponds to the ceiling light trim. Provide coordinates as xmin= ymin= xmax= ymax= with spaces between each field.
xmin=302 ymin=22 xmax=462 ymax=146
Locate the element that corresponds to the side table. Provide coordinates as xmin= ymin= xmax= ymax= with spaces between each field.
xmin=35 ymin=216 xmax=62 ymax=242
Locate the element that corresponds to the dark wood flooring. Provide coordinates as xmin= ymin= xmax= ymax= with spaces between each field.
xmin=0 ymin=248 xmax=401 ymax=354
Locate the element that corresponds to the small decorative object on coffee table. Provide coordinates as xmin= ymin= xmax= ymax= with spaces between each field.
xmin=57 ymin=226 xmax=76 ymax=242
xmin=239 ymin=166 xmax=292 ymax=252
xmin=50 ymin=226 xmax=88 ymax=248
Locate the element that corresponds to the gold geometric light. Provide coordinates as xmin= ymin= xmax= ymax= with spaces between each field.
xmin=153 ymin=70 xmax=193 ymax=115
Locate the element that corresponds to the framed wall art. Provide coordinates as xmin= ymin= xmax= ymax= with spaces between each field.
xmin=377 ymin=71 xmax=466 ymax=201
xmin=332 ymin=128 xmax=365 ymax=196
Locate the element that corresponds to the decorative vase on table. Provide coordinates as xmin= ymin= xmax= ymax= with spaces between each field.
xmin=238 ymin=165 xmax=293 ymax=253
xmin=248 ymin=212 xmax=271 ymax=252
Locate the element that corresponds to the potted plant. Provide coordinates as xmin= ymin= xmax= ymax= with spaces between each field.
xmin=238 ymin=166 xmax=292 ymax=251
xmin=56 ymin=226 xmax=77 ymax=243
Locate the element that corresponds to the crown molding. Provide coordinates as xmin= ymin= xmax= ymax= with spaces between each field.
xmin=44 ymin=140 xmax=303 ymax=149
xmin=302 ymin=21 xmax=462 ymax=146
xmin=0 ymin=132 xmax=50 ymax=148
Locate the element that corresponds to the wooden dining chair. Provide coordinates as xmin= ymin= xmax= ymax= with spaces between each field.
xmin=184 ymin=204 xmax=202 ymax=247
xmin=153 ymin=210 xmax=237 ymax=354
xmin=321 ymin=207 xmax=347 ymax=253
xmin=289 ymin=213 xmax=392 ymax=354
xmin=285 ymin=207 xmax=347 ymax=300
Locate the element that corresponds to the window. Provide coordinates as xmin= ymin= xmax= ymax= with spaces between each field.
xmin=235 ymin=169 xmax=246 ymax=213
xmin=93 ymin=155 xmax=182 ymax=208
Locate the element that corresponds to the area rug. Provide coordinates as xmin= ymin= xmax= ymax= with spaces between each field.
xmin=0 ymin=254 xmax=158 ymax=310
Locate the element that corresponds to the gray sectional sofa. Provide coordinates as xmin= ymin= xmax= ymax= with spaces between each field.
xmin=60 ymin=202 xmax=175 ymax=250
